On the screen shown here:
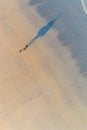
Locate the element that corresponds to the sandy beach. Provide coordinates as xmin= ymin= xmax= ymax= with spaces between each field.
xmin=0 ymin=0 xmax=87 ymax=130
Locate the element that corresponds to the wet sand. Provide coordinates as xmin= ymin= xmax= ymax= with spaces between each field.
xmin=0 ymin=0 xmax=87 ymax=130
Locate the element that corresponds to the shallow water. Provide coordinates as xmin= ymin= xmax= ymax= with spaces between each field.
xmin=29 ymin=0 xmax=87 ymax=76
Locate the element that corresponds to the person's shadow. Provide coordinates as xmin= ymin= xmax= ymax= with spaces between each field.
xmin=20 ymin=13 xmax=62 ymax=52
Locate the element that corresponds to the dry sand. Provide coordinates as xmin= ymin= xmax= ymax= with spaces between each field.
xmin=0 ymin=0 xmax=87 ymax=130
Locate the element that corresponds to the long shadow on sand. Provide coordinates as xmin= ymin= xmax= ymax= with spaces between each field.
xmin=20 ymin=13 xmax=62 ymax=52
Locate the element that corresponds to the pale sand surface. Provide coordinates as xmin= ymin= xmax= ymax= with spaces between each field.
xmin=0 ymin=0 xmax=87 ymax=130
